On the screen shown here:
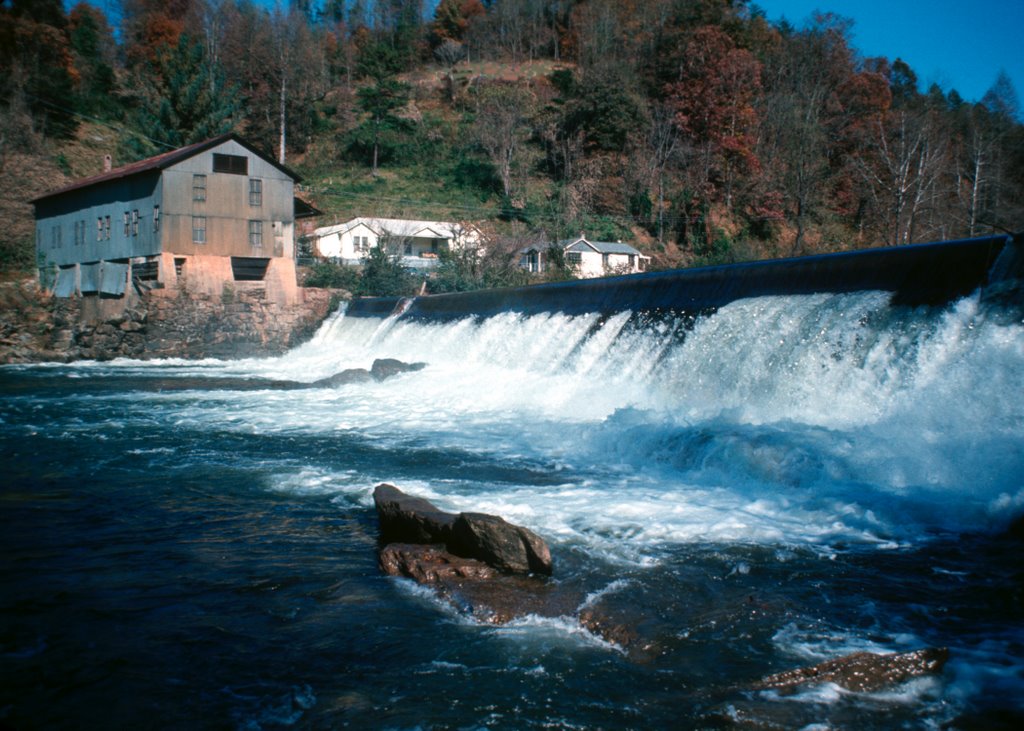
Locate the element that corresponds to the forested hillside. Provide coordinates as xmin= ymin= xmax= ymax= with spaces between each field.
xmin=2 ymin=0 xmax=1022 ymax=279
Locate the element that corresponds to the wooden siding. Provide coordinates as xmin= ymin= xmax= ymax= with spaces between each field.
xmin=35 ymin=138 xmax=296 ymax=270
xmin=34 ymin=173 xmax=162 ymax=268
xmin=161 ymin=139 xmax=294 ymax=258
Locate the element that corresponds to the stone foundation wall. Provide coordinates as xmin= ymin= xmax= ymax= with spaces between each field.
xmin=0 ymin=278 xmax=347 ymax=363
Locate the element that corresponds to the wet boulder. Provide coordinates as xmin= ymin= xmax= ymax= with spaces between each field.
xmin=373 ymin=483 xmax=457 ymax=545
xmin=372 ymin=484 xmax=552 ymax=575
xmin=451 ymin=512 xmax=553 ymax=576
xmin=753 ymin=647 xmax=949 ymax=694
xmin=370 ymin=358 xmax=427 ymax=380
xmin=373 ymin=484 xmax=652 ymax=649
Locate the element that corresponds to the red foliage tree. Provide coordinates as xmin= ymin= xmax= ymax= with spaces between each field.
xmin=666 ymin=25 xmax=762 ymax=209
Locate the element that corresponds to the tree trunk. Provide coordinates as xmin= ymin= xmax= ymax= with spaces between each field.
xmin=278 ymin=73 xmax=287 ymax=165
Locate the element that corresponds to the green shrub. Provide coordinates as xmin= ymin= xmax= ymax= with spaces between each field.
xmin=357 ymin=247 xmax=421 ymax=296
xmin=304 ymin=261 xmax=362 ymax=290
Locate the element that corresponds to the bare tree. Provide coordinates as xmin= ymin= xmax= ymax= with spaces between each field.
xmin=858 ymin=109 xmax=947 ymax=245
xmin=472 ymin=83 xmax=536 ymax=205
xmin=433 ymin=39 xmax=465 ymax=103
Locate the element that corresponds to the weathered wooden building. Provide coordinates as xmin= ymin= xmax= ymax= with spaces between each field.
xmin=32 ymin=134 xmax=306 ymax=309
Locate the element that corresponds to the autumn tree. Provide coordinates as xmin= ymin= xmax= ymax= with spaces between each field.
xmin=217 ymin=2 xmax=328 ymax=162
xmin=667 ymin=25 xmax=762 ymax=212
xmin=0 ymin=0 xmax=78 ymax=138
xmin=121 ymin=0 xmax=194 ymax=68
xmin=431 ymin=0 xmax=485 ymax=45
xmin=758 ymin=15 xmax=857 ymax=253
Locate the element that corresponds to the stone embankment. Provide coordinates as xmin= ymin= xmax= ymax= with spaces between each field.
xmin=0 ymin=278 xmax=348 ymax=363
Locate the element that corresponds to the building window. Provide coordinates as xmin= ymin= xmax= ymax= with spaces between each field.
xmin=104 ymin=215 xmax=111 ymax=240
xmin=193 ymin=174 xmax=207 ymax=201
xmin=354 ymin=235 xmax=369 ymax=253
xmin=213 ymin=153 xmax=248 ymax=175
xmin=566 ymin=252 xmax=582 ymax=266
xmin=73 ymin=220 xmax=82 ymax=246
xmin=248 ymin=178 xmax=262 ymax=206
xmin=52 ymin=225 xmax=61 ymax=249
xmin=153 ymin=205 xmax=160 ymax=232
xmin=192 ymin=216 xmax=206 ymax=244
xmin=602 ymin=253 xmax=610 ymax=267
xmin=124 ymin=211 xmax=130 ymax=236
xmin=248 ymin=220 xmax=262 ymax=249
xmin=97 ymin=217 xmax=103 ymax=241
xmin=132 ymin=209 xmax=139 ymax=236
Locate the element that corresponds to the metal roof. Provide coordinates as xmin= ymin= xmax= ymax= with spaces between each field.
xmin=31 ymin=133 xmax=301 ymax=204
xmin=314 ymin=217 xmax=474 ymax=239
xmin=521 ymin=236 xmax=646 ymax=257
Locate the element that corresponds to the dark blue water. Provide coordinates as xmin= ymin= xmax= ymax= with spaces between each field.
xmin=2 ymin=291 xmax=1023 ymax=729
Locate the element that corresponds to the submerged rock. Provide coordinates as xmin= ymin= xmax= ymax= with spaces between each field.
xmin=379 ymin=543 xmax=498 ymax=583
xmin=753 ymin=647 xmax=949 ymax=694
xmin=310 ymin=368 xmax=373 ymax=388
xmin=308 ymin=359 xmax=426 ymax=389
xmin=1008 ymin=513 xmax=1024 ymax=540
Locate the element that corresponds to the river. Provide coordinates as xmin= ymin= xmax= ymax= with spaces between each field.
xmin=1 ymin=288 xmax=1022 ymax=729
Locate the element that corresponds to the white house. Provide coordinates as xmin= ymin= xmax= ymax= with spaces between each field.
xmin=312 ymin=217 xmax=481 ymax=269
xmin=521 ymin=236 xmax=649 ymax=278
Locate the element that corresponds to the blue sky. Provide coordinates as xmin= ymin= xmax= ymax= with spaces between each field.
xmin=754 ymin=0 xmax=1023 ymax=105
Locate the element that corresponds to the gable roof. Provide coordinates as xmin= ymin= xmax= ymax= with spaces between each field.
xmin=314 ymin=217 xmax=474 ymax=240
xmin=31 ymin=133 xmax=300 ymax=204
xmin=294 ymin=196 xmax=322 ymax=220
xmin=562 ymin=237 xmax=644 ymax=256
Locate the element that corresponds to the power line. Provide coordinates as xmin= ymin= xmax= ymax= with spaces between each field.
xmin=313 ymin=183 xmax=709 ymax=233
xmin=23 ymin=92 xmax=179 ymax=152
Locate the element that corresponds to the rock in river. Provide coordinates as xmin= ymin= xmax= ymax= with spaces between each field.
xmin=373 ymin=483 xmax=553 ymax=576
xmin=753 ymin=647 xmax=949 ymax=694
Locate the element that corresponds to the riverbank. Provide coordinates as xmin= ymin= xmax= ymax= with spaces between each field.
xmin=0 ymin=278 xmax=347 ymax=363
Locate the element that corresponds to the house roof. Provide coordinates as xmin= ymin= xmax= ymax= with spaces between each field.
xmin=294 ymin=196 xmax=322 ymax=219
xmin=521 ymin=236 xmax=646 ymax=257
xmin=563 ymin=237 xmax=645 ymax=256
xmin=314 ymin=217 xmax=474 ymax=239
xmin=31 ymin=133 xmax=301 ymax=204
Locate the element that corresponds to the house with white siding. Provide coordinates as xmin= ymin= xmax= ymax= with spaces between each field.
xmin=520 ymin=236 xmax=649 ymax=278
xmin=312 ymin=217 xmax=481 ymax=269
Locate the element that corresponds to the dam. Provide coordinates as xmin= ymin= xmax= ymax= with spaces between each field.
xmin=348 ymin=233 xmax=1020 ymax=319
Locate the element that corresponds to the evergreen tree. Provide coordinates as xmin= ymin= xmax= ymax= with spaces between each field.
xmin=123 ymin=33 xmax=238 ymax=158
xmin=68 ymin=2 xmax=118 ymax=118
xmin=352 ymin=75 xmax=410 ymax=175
